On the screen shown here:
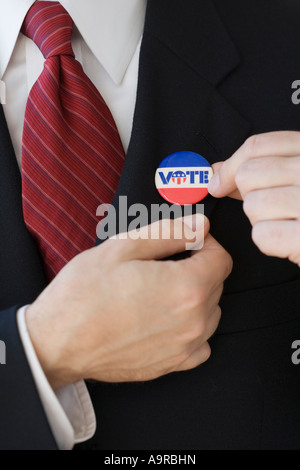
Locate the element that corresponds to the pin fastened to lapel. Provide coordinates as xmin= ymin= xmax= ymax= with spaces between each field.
xmin=155 ymin=151 xmax=213 ymax=206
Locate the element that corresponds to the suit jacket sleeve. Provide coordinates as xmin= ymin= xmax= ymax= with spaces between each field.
xmin=0 ymin=306 xmax=57 ymax=450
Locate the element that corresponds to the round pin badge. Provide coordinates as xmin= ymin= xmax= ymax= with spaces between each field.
xmin=155 ymin=151 xmax=213 ymax=206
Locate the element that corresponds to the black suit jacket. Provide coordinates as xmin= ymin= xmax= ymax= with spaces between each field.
xmin=0 ymin=0 xmax=300 ymax=450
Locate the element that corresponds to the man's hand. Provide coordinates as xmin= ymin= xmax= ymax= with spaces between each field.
xmin=208 ymin=131 xmax=300 ymax=266
xmin=26 ymin=215 xmax=232 ymax=389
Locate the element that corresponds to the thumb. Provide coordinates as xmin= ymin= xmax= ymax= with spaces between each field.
xmin=112 ymin=214 xmax=210 ymax=261
xmin=208 ymin=162 xmax=242 ymax=200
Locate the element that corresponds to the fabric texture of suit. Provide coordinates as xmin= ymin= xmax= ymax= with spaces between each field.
xmin=0 ymin=0 xmax=300 ymax=450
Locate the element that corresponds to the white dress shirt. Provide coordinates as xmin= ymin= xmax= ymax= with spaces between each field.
xmin=0 ymin=0 xmax=147 ymax=450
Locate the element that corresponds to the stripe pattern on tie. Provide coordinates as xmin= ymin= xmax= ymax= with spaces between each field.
xmin=21 ymin=1 xmax=125 ymax=281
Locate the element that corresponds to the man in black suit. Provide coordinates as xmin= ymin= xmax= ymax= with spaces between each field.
xmin=0 ymin=0 xmax=300 ymax=450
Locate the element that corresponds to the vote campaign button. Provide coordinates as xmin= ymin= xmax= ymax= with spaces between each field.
xmin=155 ymin=151 xmax=213 ymax=205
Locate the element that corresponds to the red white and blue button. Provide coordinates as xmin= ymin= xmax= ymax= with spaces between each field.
xmin=155 ymin=151 xmax=213 ymax=205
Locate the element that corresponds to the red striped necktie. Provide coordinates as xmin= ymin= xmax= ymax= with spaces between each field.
xmin=21 ymin=1 xmax=125 ymax=281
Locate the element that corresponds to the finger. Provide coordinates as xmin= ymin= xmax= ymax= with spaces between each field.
xmin=182 ymin=234 xmax=233 ymax=286
xmin=208 ymin=132 xmax=300 ymax=197
xmin=179 ymin=288 xmax=223 ymax=342
xmin=110 ymin=214 xmax=210 ymax=261
xmin=211 ymin=161 xmax=224 ymax=173
xmin=194 ymin=304 xmax=222 ymax=344
xmin=235 ymin=156 xmax=300 ymax=199
xmin=175 ymin=342 xmax=212 ymax=371
xmin=244 ymin=186 xmax=300 ymax=225
xmin=226 ymin=189 xmax=243 ymax=200
xmin=252 ymin=220 xmax=300 ymax=266
xmin=204 ymin=287 xmax=224 ymax=321
xmin=211 ymin=161 xmax=243 ymax=200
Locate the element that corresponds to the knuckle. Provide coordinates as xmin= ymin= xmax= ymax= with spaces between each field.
xmin=118 ymin=235 xmax=148 ymax=260
xmin=216 ymin=305 xmax=222 ymax=321
xmin=210 ymin=307 xmax=222 ymax=336
xmin=179 ymin=282 xmax=209 ymax=310
xmin=288 ymin=223 xmax=300 ymax=265
xmin=209 ymin=246 xmax=233 ymax=280
xmin=211 ymin=305 xmax=222 ymax=327
xmin=243 ymin=192 xmax=254 ymax=217
xmin=244 ymin=134 xmax=260 ymax=156
xmin=186 ymin=319 xmax=207 ymax=342
xmin=243 ymin=192 xmax=260 ymax=222
xmin=194 ymin=318 xmax=208 ymax=338
xmin=251 ymin=223 xmax=263 ymax=244
xmin=251 ymin=223 xmax=268 ymax=252
xmin=235 ymin=161 xmax=250 ymax=190
xmin=220 ymin=250 xmax=233 ymax=278
xmin=200 ymin=343 xmax=212 ymax=363
xmin=173 ymin=350 xmax=191 ymax=367
xmin=189 ymin=287 xmax=209 ymax=310
xmin=175 ymin=316 xmax=207 ymax=345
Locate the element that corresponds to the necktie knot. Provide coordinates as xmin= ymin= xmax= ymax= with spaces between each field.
xmin=21 ymin=1 xmax=74 ymax=59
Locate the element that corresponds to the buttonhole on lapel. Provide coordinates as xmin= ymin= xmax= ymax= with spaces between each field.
xmin=194 ymin=130 xmax=223 ymax=157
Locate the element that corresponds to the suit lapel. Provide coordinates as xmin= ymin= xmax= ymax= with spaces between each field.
xmin=145 ymin=0 xmax=240 ymax=87
xmin=108 ymin=0 xmax=251 ymax=236
xmin=0 ymin=105 xmax=46 ymax=307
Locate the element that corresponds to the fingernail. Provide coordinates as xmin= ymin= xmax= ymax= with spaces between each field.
xmin=183 ymin=213 xmax=205 ymax=231
xmin=208 ymin=173 xmax=220 ymax=195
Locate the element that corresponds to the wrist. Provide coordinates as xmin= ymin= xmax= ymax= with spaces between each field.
xmin=25 ymin=303 xmax=81 ymax=389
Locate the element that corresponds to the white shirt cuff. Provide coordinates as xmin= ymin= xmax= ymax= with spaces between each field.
xmin=17 ymin=306 xmax=96 ymax=450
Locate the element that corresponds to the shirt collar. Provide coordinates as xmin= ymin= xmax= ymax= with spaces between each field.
xmin=0 ymin=0 xmax=147 ymax=84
